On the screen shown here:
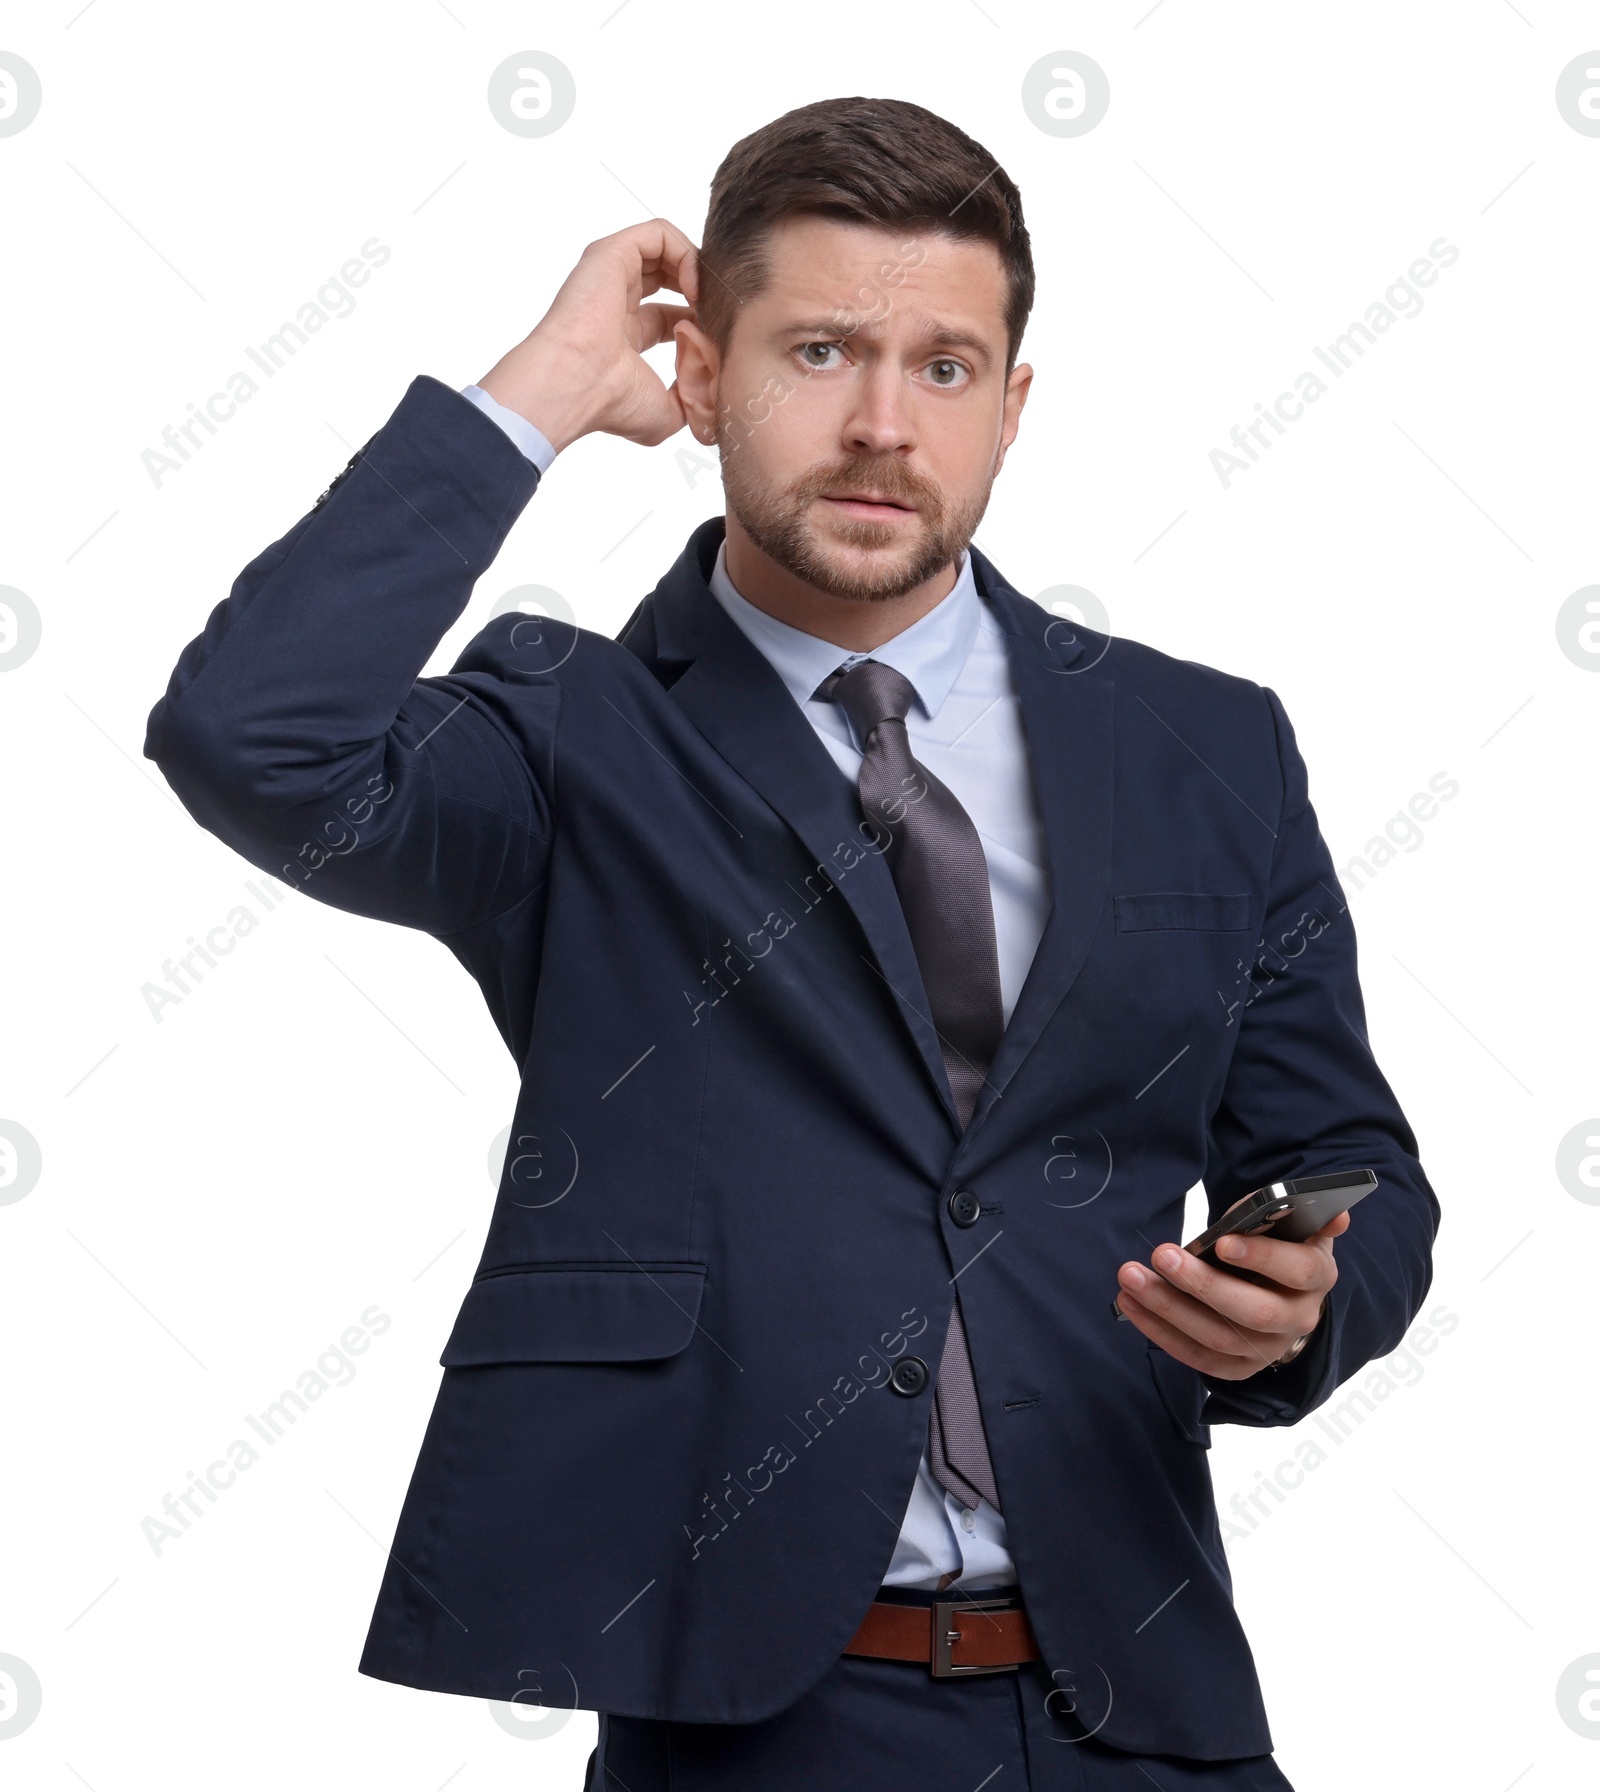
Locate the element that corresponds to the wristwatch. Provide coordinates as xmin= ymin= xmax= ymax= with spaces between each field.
xmin=1270 ymin=1295 xmax=1328 ymax=1370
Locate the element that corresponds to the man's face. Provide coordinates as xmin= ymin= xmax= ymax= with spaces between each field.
xmin=678 ymin=216 xmax=1031 ymax=603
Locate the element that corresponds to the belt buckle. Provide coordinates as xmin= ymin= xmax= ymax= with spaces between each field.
xmin=930 ymin=1594 xmax=1024 ymax=1678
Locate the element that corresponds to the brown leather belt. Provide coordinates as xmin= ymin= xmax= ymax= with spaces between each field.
xmin=843 ymin=1593 xmax=1041 ymax=1677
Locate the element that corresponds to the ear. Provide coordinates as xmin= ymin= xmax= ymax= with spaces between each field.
xmin=674 ymin=318 xmax=721 ymax=446
xmin=992 ymin=361 xmax=1033 ymax=477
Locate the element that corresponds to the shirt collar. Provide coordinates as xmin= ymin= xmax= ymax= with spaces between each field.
xmin=707 ymin=537 xmax=981 ymax=722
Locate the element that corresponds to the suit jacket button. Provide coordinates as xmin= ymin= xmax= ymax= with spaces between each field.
xmin=948 ymin=1188 xmax=981 ymax=1227
xmin=889 ymin=1356 xmax=929 ymax=1396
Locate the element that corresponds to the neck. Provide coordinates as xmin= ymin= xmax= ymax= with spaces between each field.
xmin=721 ymin=511 xmax=961 ymax=651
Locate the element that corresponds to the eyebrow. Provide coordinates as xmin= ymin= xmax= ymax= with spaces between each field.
xmin=775 ymin=315 xmax=996 ymax=368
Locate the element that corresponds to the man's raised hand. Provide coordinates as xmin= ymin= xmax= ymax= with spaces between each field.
xmin=477 ymin=218 xmax=701 ymax=454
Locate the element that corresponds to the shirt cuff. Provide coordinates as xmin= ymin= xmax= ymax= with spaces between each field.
xmin=458 ymin=383 xmax=558 ymax=473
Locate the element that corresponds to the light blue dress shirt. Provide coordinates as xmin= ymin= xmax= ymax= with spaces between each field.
xmin=460 ymin=383 xmax=560 ymax=471
xmin=460 ymin=382 xmax=1053 ymax=1589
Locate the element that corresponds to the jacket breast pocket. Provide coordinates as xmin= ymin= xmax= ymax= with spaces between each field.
xmin=1114 ymin=891 xmax=1251 ymax=933
xmin=1147 ymin=1342 xmax=1213 ymax=1447
xmin=439 ymin=1262 xmax=707 ymax=1366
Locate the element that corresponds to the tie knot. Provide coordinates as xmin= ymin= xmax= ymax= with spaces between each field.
xmin=814 ymin=657 xmax=916 ymax=747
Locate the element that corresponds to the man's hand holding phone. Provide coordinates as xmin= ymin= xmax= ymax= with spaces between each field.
xmin=1112 ymin=1212 xmax=1348 ymax=1380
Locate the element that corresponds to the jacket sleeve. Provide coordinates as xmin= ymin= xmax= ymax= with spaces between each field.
xmin=144 ymin=374 xmax=555 ymax=939
xmin=1197 ymin=685 xmax=1441 ymax=1427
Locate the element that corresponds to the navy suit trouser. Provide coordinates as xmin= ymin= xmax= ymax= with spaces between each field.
xmin=583 ymin=1586 xmax=1297 ymax=1792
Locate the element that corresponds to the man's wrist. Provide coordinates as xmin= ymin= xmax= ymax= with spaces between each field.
xmin=476 ymin=332 xmax=600 ymax=454
xmin=1271 ymin=1293 xmax=1329 ymax=1369
xmin=459 ymin=385 xmax=557 ymax=472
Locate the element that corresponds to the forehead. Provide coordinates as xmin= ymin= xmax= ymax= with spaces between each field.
xmin=748 ymin=214 xmax=1008 ymax=342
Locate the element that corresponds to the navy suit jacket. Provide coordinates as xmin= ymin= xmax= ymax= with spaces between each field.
xmin=144 ymin=373 xmax=1438 ymax=1758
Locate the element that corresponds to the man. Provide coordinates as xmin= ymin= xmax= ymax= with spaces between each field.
xmin=146 ymin=96 xmax=1437 ymax=1791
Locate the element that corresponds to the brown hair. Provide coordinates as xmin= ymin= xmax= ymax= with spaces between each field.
xmin=696 ymin=96 xmax=1034 ymax=377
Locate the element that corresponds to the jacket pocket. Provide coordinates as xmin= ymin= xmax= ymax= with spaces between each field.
xmin=439 ymin=1262 xmax=708 ymax=1366
xmin=1147 ymin=1343 xmax=1213 ymax=1447
xmin=1114 ymin=891 xmax=1251 ymax=933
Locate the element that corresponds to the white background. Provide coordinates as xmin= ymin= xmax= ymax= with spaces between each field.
xmin=2 ymin=3 xmax=1596 ymax=1788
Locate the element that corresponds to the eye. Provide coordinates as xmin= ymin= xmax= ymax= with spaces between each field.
xmin=796 ymin=339 xmax=848 ymax=369
xmin=924 ymin=357 xmax=970 ymax=389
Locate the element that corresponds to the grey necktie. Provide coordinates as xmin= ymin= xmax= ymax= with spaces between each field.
xmin=815 ymin=656 xmax=1004 ymax=1514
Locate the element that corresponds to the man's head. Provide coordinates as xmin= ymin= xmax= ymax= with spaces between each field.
xmin=673 ymin=97 xmax=1035 ymax=608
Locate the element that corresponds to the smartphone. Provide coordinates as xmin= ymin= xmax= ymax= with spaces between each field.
xmin=1184 ymin=1169 xmax=1377 ymax=1286
xmin=1113 ymin=1168 xmax=1377 ymax=1315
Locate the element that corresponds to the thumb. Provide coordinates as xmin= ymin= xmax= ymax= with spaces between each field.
xmin=1313 ymin=1210 xmax=1352 ymax=1252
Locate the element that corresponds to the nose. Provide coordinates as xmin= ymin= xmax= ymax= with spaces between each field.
xmin=841 ymin=359 xmax=916 ymax=458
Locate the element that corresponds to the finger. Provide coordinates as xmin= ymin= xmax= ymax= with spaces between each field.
xmin=1113 ymin=1291 xmax=1263 ymax=1379
xmin=1213 ymin=1229 xmax=1341 ymax=1294
xmin=1117 ymin=1263 xmax=1284 ymax=1362
xmin=1139 ymin=1245 xmax=1310 ymax=1335
xmin=633 ymin=301 xmax=696 ymax=351
xmin=622 ymin=379 xmax=690 ymax=448
xmin=609 ymin=218 xmax=701 ymax=304
xmin=643 ymin=223 xmax=699 ymax=304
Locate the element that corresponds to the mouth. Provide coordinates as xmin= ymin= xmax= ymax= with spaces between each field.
xmin=819 ymin=492 xmax=918 ymax=520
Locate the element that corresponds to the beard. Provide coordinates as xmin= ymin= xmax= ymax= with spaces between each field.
xmin=718 ymin=428 xmax=994 ymax=603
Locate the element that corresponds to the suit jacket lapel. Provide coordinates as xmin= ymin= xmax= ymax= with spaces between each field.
xmin=634 ymin=518 xmax=962 ymax=1134
xmin=965 ymin=550 xmax=1116 ymax=1133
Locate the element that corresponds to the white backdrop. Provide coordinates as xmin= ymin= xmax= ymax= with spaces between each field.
xmin=2 ymin=3 xmax=1596 ymax=1787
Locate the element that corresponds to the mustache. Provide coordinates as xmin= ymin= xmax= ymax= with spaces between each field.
xmin=802 ymin=465 xmax=938 ymax=508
